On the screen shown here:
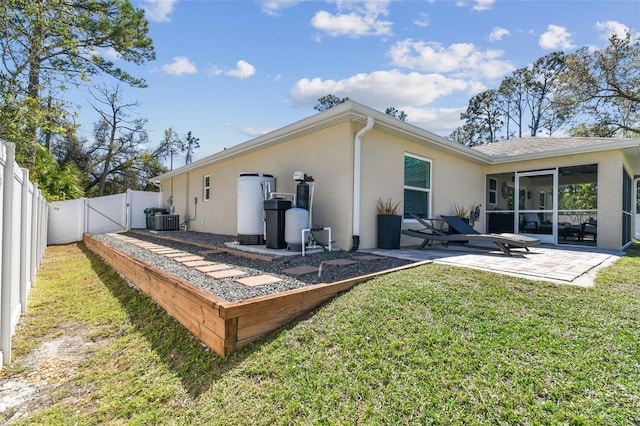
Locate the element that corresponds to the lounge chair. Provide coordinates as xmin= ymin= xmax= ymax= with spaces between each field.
xmin=402 ymin=214 xmax=540 ymax=256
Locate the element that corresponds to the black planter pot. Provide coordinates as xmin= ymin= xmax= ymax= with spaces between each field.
xmin=377 ymin=214 xmax=402 ymax=249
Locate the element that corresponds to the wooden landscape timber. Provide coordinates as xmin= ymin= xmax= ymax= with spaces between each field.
xmin=83 ymin=233 xmax=428 ymax=357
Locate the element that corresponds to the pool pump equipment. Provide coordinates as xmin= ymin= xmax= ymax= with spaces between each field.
xmin=237 ymin=171 xmax=320 ymax=252
xmin=285 ymin=172 xmax=315 ymax=252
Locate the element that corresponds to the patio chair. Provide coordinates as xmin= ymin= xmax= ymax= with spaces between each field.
xmin=402 ymin=214 xmax=540 ymax=256
xmin=521 ymin=213 xmax=540 ymax=232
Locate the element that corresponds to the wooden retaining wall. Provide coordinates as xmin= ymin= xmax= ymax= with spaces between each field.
xmin=84 ymin=234 xmax=427 ymax=357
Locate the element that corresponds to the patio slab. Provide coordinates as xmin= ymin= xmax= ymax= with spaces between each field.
xmin=363 ymin=243 xmax=623 ymax=287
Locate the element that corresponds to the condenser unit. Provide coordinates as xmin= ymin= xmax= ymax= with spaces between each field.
xmin=154 ymin=214 xmax=180 ymax=231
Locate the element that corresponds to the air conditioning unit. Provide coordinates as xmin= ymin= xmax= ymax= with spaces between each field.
xmin=154 ymin=214 xmax=180 ymax=231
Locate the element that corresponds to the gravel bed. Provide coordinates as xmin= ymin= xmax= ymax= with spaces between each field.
xmin=92 ymin=230 xmax=412 ymax=302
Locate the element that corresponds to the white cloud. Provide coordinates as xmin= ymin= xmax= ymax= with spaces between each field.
xmin=413 ymin=13 xmax=430 ymax=28
xmin=260 ymin=0 xmax=302 ymax=16
xmin=539 ymin=25 xmax=574 ymax=50
xmin=91 ymin=47 xmax=120 ymax=61
xmin=162 ymin=56 xmax=197 ymax=76
xmin=226 ymin=60 xmax=256 ymax=79
xmin=489 ymin=27 xmax=510 ymax=42
xmin=239 ymin=126 xmax=274 ymax=137
xmin=388 ymin=39 xmax=514 ymax=79
xmin=473 ymin=0 xmax=495 ymax=11
xmin=290 ymin=69 xmax=473 ymax=109
xmin=141 ymin=0 xmax=178 ymax=23
xmin=208 ymin=60 xmax=256 ymax=79
xmin=595 ymin=21 xmax=631 ymax=40
xmin=311 ymin=0 xmax=393 ymax=37
xmin=207 ymin=65 xmax=223 ymax=77
xmin=402 ymin=106 xmax=466 ymax=134
xmin=455 ymin=0 xmax=494 ymax=11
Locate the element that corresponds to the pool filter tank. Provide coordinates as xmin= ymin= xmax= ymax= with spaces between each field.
xmin=284 ymin=208 xmax=309 ymax=252
xmin=237 ymin=172 xmax=275 ymax=245
xmin=285 ymin=171 xmax=314 ymax=251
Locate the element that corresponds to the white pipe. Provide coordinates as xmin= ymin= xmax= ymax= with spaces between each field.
xmin=352 ymin=116 xmax=374 ymax=248
xmin=308 ymin=181 xmax=315 ymax=228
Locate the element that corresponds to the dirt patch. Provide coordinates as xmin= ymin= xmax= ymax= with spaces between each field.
xmin=0 ymin=323 xmax=101 ymax=424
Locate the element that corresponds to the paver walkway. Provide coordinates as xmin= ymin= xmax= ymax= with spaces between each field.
xmin=365 ymin=242 xmax=623 ymax=287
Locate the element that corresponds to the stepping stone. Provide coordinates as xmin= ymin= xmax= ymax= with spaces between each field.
xmin=207 ymin=269 xmax=246 ymax=279
xmin=353 ymin=255 xmax=384 ymax=261
xmin=152 ymin=248 xmax=181 ymax=254
xmin=163 ymin=252 xmax=189 ymax=258
xmin=174 ymin=255 xmax=204 ymax=263
xmin=282 ymin=265 xmax=319 ymax=276
xmin=136 ymin=242 xmax=160 ymax=248
xmin=148 ymin=247 xmax=172 ymax=252
xmin=322 ymin=258 xmax=357 ymax=266
xmin=236 ymin=275 xmax=282 ymax=287
xmin=196 ymin=263 xmax=231 ymax=272
xmin=107 ymin=234 xmax=128 ymax=239
xmin=183 ymin=260 xmax=214 ymax=267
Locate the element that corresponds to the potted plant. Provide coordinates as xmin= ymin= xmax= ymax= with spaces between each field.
xmin=453 ymin=204 xmax=469 ymax=223
xmin=377 ymin=197 xmax=402 ymax=249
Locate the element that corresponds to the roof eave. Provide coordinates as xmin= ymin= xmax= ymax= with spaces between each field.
xmin=152 ymin=101 xmax=492 ymax=183
xmin=487 ymin=139 xmax=640 ymax=164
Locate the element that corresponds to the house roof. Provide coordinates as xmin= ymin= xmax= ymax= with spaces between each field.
xmin=152 ymin=101 xmax=640 ymax=182
xmin=152 ymin=100 xmax=492 ymax=182
xmin=472 ymin=137 xmax=640 ymax=163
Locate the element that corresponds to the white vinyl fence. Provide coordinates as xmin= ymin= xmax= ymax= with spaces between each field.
xmin=47 ymin=189 xmax=163 ymax=245
xmin=1 ymin=141 xmax=49 ymax=367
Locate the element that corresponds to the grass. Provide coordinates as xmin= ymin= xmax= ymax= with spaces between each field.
xmin=4 ymin=242 xmax=640 ymax=425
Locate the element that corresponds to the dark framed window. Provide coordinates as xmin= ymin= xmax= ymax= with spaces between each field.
xmin=404 ymin=154 xmax=431 ymax=219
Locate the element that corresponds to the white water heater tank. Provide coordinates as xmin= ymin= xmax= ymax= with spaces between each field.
xmin=237 ymin=173 xmax=275 ymax=245
xmin=285 ymin=208 xmax=309 ymax=252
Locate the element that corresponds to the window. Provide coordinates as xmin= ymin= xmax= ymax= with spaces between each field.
xmin=488 ymin=177 xmax=497 ymax=205
xmin=404 ymin=154 xmax=431 ymax=219
xmin=203 ymin=175 xmax=210 ymax=201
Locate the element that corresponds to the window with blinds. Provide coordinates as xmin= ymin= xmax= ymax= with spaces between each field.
xmin=404 ymin=154 xmax=431 ymax=219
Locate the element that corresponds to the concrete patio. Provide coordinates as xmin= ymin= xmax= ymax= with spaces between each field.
xmin=365 ymin=243 xmax=625 ymax=287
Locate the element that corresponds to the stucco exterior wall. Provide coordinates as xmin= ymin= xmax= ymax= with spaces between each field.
xmin=160 ymin=123 xmax=357 ymax=250
xmin=485 ymin=150 xmax=625 ymax=250
xmin=359 ymin=130 xmax=486 ymax=249
xmin=158 ymin=122 xmax=487 ymax=251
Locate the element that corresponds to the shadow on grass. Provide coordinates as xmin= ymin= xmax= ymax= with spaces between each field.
xmin=78 ymin=242 xmax=280 ymax=397
xmin=624 ymin=243 xmax=640 ymax=257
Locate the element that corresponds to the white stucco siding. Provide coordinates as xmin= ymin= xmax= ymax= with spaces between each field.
xmin=159 ymin=123 xmax=356 ymax=249
xmin=359 ymin=130 xmax=485 ymax=249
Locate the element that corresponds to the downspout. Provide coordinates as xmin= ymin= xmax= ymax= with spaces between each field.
xmin=351 ymin=116 xmax=374 ymax=251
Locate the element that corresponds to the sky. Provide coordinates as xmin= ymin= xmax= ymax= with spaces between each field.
xmin=68 ymin=0 xmax=639 ymax=165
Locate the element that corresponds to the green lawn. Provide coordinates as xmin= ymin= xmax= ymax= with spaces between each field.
xmin=4 ymin=243 xmax=639 ymax=425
